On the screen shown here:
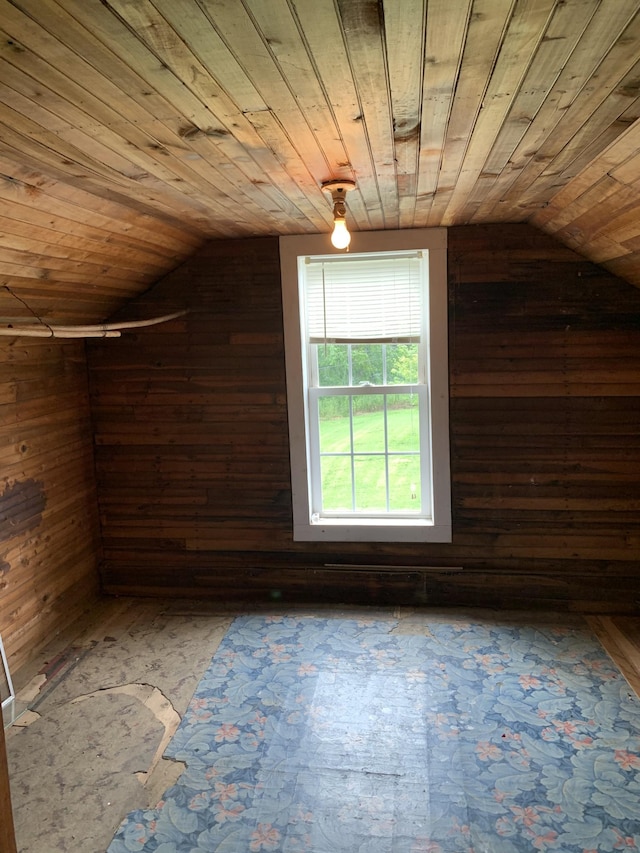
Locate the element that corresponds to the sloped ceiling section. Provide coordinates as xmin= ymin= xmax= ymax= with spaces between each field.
xmin=0 ymin=0 xmax=639 ymax=324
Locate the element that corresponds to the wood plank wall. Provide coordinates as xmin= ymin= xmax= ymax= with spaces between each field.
xmin=0 ymin=338 xmax=101 ymax=672
xmin=87 ymin=225 xmax=640 ymax=612
xmin=0 ymin=717 xmax=16 ymax=853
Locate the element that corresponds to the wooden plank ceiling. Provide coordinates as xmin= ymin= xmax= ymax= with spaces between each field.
xmin=0 ymin=0 xmax=639 ymax=324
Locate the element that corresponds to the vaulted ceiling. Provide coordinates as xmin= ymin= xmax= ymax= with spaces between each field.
xmin=1 ymin=0 xmax=639 ymax=324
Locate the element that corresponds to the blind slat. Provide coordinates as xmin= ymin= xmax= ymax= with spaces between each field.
xmin=304 ymin=254 xmax=424 ymax=342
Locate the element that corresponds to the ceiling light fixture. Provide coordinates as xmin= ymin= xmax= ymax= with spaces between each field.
xmin=321 ymin=179 xmax=356 ymax=250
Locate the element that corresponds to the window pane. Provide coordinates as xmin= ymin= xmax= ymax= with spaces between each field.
xmin=388 ymin=456 xmax=422 ymax=511
xmin=354 ymin=455 xmax=387 ymax=511
xmin=351 ymin=344 xmax=383 ymax=386
xmin=386 ymin=397 xmax=420 ymax=451
xmin=352 ymin=395 xmax=385 ymax=452
xmin=318 ymin=396 xmax=351 ymax=452
xmin=316 ymin=344 xmax=349 ymax=386
xmin=321 ymin=455 xmax=353 ymax=511
xmin=387 ymin=344 xmax=419 ymax=385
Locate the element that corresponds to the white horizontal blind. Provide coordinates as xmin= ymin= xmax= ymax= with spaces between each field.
xmin=305 ymin=252 xmax=424 ymax=343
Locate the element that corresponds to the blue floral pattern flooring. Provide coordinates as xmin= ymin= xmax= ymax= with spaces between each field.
xmin=107 ymin=613 xmax=640 ymax=852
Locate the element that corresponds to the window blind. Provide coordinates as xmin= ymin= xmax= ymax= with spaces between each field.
xmin=305 ymin=252 xmax=424 ymax=343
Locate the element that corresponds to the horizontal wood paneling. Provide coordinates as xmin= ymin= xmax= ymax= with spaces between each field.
xmin=87 ymin=226 xmax=640 ymax=612
xmin=0 ymin=337 xmax=101 ymax=672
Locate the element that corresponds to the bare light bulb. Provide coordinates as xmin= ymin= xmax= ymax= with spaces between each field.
xmin=331 ymin=216 xmax=351 ymax=250
xmin=322 ymin=179 xmax=356 ymax=249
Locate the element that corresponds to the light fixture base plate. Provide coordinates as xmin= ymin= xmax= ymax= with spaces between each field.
xmin=321 ymin=179 xmax=356 ymax=197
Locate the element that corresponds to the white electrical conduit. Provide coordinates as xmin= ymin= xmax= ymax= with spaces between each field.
xmin=0 ymin=310 xmax=187 ymax=338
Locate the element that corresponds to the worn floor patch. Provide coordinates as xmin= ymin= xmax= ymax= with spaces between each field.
xmin=6 ymin=608 xmax=232 ymax=853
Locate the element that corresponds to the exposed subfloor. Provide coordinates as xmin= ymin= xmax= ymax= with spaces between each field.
xmin=4 ymin=597 xmax=640 ymax=853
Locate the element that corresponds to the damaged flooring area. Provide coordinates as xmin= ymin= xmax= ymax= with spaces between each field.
xmin=5 ymin=597 xmax=234 ymax=853
xmin=4 ymin=598 xmax=640 ymax=852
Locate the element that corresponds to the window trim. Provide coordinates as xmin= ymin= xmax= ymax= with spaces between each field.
xmin=280 ymin=228 xmax=451 ymax=543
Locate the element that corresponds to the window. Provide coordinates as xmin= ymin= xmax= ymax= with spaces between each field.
xmin=280 ymin=229 xmax=451 ymax=542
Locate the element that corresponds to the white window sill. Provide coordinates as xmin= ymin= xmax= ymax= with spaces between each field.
xmin=294 ymin=517 xmax=452 ymax=543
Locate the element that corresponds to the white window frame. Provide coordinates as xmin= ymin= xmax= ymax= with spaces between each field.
xmin=0 ymin=633 xmax=15 ymax=728
xmin=280 ymin=228 xmax=451 ymax=543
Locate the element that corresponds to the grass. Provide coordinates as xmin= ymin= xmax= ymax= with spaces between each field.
xmin=318 ymin=406 xmax=422 ymax=512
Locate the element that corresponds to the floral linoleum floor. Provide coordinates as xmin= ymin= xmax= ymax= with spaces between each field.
xmin=107 ymin=612 xmax=640 ymax=853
